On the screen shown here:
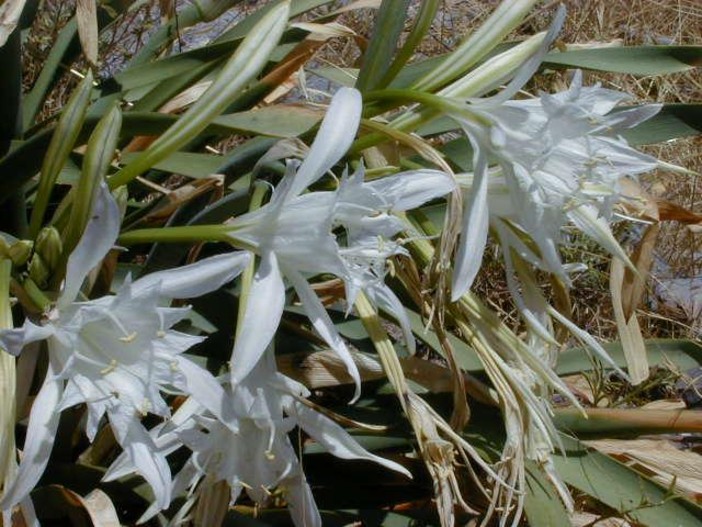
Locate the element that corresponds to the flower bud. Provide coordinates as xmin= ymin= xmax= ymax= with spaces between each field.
xmin=9 ymin=240 xmax=33 ymax=267
xmin=35 ymin=226 xmax=63 ymax=271
xmin=28 ymin=254 xmax=49 ymax=289
xmin=0 ymin=237 xmax=9 ymax=259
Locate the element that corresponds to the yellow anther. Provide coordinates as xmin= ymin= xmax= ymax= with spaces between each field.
xmin=119 ymin=332 xmax=138 ymax=343
xmin=156 ymin=330 xmax=166 ymax=338
xmin=100 ymin=359 xmax=118 ymax=375
xmin=264 ymin=450 xmax=275 ymax=461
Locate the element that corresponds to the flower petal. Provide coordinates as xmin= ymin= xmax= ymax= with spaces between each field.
xmin=115 ymin=420 xmax=172 ymax=511
xmin=230 ymin=251 xmax=285 ymax=385
xmin=0 ymin=362 xmax=62 ymax=510
xmin=0 ymin=321 xmax=54 ymax=357
xmin=293 ymin=401 xmax=411 ymax=478
xmin=174 ymin=357 xmax=237 ymax=432
xmin=60 ymin=181 xmax=120 ymax=307
xmin=131 ymin=252 xmax=250 ymax=300
xmin=452 ymin=135 xmax=490 ymax=301
xmin=285 ymin=87 xmax=362 ymax=199
xmin=282 ymin=468 xmax=321 ymax=527
xmin=366 ymin=169 xmax=456 ymax=211
xmin=285 ymin=268 xmax=361 ymax=401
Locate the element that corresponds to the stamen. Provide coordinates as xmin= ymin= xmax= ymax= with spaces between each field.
xmin=119 ymin=332 xmax=138 ymax=343
xmin=100 ymin=359 xmax=118 ymax=375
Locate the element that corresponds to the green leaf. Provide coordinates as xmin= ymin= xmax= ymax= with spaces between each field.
xmin=622 ymin=104 xmax=702 ymax=144
xmin=544 ymin=46 xmax=702 ymax=75
xmin=557 ymin=339 xmax=702 ymax=375
xmin=126 ymin=0 xmax=247 ymax=68
xmin=215 ymin=105 xmax=321 ymax=137
xmin=28 ymin=71 xmax=94 ymax=238
xmin=355 ymin=0 xmax=411 ymax=93
xmin=22 ymin=18 xmax=77 ymax=130
xmin=411 ymin=0 xmax=538 ymax=92
xmin=554 ymin=433 xmax=702 ymax=527
xmin=554 ymin=407 xmax=702 ymax=437
xmin=524 ymin=461 xmax=571 ymax=527
xmin=108 ymin=1 xmax=292 ymax=189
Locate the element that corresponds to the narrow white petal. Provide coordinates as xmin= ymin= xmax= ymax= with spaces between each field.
xmin=568 ymin=204 xmax=631 ymax=265
xmin=0 ymin=321 xmax=54 ymax=357
xmin=287 ymin=88 xmax=362 ymax=198
xmin=369 ymin=285 xmax=416 ymax=354
xmin=366 ymin=169 xmax=456 ymax=211
xmin=286 ymin=268 xmax=361 ymax=401
xmin=117 ymin=421 xmax=172 ymax=511
xmin=230 ymin=251 xmax=285 ymax=385
xmin=283 ymin=468 xmax=322 ymax=527
xmin=293 ymin=402 xmax=411 ymax=478
xmin=451 ymin=141 xmax=489 ymax=301
xmin=131 ymin=252 xmax=250 ymax=299
xmin=174 ymin=357 xmax=237 ymax=432
xmin=0 ymin=364 xmax=62 ymax=510
xmin=60 ymin=181 xmax=120 ymax=306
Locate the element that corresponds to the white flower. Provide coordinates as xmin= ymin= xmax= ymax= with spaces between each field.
xmin=108 ymin=350 xmax=410 ymax=526
xmin=451 ymin=69 xmax=660 ymax=301
xmin=0 ymin=182 xmax=249 ymax=512
xmin=225 ymin=88 xmax=455 ymax=397
xmin=225 ymin=88 xmax=361 ymax=396
xmin=335 ymin=166 xmax=455 ymax=351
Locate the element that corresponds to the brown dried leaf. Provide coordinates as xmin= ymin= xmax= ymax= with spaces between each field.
xmin=0 ymin=0 xmax=26 ymax=47
xmin=622 ymin=223 xmax=660 ymax=320
xmin=610 ymin=257 xmax=649 ymax=384
xmin=76 ymin=0 xmax=98 ymax=67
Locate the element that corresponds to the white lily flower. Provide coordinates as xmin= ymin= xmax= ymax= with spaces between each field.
xmin=225 ymin=88 xmax=361 ymax=395
xmin=0 ymin=182 xmax=250 ymax=512
xmin=110 ymin=350 xmax=410 ymax=526
xmin=451 ymin=70 xmax=660 ymax=301
xmin=225 ymin=88 xmax=455 ymax=397
xmin=181 ymin=353 xmax=410 ymax=527
xmin=336 ymin=166 xmax=456 ymax=352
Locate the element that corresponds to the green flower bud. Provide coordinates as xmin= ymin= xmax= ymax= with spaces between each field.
xmin=9 ymin=240 xmax=33 ymax=267
xmin=0 ymin=237 xmax=9 ymax=259
xmin=28 ymin=254 xmax=49 ymax=289
xmin=35 ymin=226 xmax=63 ymax=271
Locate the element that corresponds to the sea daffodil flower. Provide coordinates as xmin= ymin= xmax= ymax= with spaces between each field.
xmin=115 ymin=350 xmax=410 ymax=526
xmin=0 ymin=183 xmax=249 ymax=512
xmin=225 ymin=88 xmax=454 ymax=396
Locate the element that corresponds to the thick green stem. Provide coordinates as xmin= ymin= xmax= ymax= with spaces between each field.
xmin=118 ymin=225 xmax=233 ymax=246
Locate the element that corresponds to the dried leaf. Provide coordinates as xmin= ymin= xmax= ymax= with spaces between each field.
xmin=0 ymin=0 xmax=26 ymax=47
xmin=610 ymin=257 xmax=649 ymax=384
xmin=622 ymin=223 xmax=660 ymax=320
xmin=76 ymin=0 xmax=98 ymax=66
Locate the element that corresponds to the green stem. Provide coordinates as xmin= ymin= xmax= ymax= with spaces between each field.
xmin=118 ymin=225 xmax=232 ymax=246
xmin=22 ymin=278 xmax=51 ymax=312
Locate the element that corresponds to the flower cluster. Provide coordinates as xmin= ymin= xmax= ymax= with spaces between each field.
xmin=0 ymin=68 xmax=665 ymax=525
xmin=0 ymin=88 xmax=454 ymax=525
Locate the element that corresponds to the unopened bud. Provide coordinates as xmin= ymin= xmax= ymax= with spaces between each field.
xmin=28 ymin=254 xmax=49 ymax=288
xmin=0 ymin=237 xmax=9 ymax=258
xmin=35 ymin=227 xmax=63 ymax=271
xmin=9 ymin=240 xmax=33 ymax=267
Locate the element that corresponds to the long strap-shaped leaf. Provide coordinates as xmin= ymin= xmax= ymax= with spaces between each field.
xmin=108 ymin=0 xmax=291 ymax=189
